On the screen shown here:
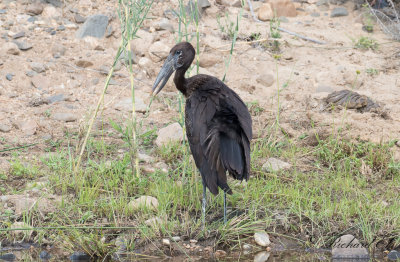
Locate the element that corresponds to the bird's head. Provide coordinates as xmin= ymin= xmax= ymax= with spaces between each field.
xmin=152 ymin=42 xmax=195 ymax=95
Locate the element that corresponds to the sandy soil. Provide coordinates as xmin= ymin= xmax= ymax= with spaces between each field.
xmin=0 ymin=0 xmax=399 ymax=168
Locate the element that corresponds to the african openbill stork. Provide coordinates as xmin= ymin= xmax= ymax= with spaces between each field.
xmin=151 ymin=42 xmax=252 ymax=224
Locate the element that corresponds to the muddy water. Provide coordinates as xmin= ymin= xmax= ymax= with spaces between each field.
xmin=0 ymin=249 xmax=386 ymax=261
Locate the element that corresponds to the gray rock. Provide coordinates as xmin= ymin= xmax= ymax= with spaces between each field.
xmin=105 ymin=24 xmax=114 ymax=38
xmin=0 ymin=9 xmax=6 ymax=14
xmin=13 ymin=40 xmax=33 ymax=50
xmin=0 ymin=124 xmax=11 ymax=133
xmin=12 ymin=31 xmax=25 ymax=39
xmin=262 ymin=158 xmax=291 ymax=172
xmin=47 ymin=94 xmax=65 ymax=103
xmin=254 ymin=231 xmax=271 ymax=247
xmin=310 ymin=12 xmax=320 ymax=17
xmin=70 ymin=251 xmax=90 ymax=261
xmin=30 ymin=62 xmax=46 ymax=73
xmin=6 ymin=73 xmax=13 ymax=81
xmin=331 ymin=7 xmax=348 ymax=17
xmin=75 ymin=14 xmax=109 ymax=39
xmin=26 ymin=3 xmax=43 ymax=15
xmin=114 ymin=97 xmax=147 ymax=113
xmin=253 ymin=251 xmax=270 ymax=262
xmin=199 ymin=0 xmax=211 ymax=8
xmin=332 ymin=234 xmax=369 ymax=259
xmin=52 ymin=113 xmax=78 ymax=122
xmin=57 ymin=25 xmax=65 ymax=31
xmin=387 ymin=250 xmax=400 ymax=261
xmin=155 ymin=123 xmax=183 ymax=147
xmin=40 ymin=251 xmax=51 ymax=260
xmin=0 ymin=253 xmax=16 ymax=261
xmin=138 ymin=153 xmax=154 ymax=163
xmin=74 ymin=13 xmax=86 ymax=23
xmin=243 ymin=244 xmax=252 ymax=250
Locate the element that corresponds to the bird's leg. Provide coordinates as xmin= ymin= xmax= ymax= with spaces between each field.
xmin=202 ymin=180 xmax=206 ymax=229
xmin=223 ymin=191 xmax=227 ymax=224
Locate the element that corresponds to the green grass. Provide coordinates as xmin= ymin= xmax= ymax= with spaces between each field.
xmin=354 ymin=36 xmax=379 ymax=50
xmin=1 ymin=127 xmax=399 ymax=258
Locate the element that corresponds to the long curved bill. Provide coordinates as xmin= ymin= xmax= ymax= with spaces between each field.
xmin=152 ymin=54 xmax=175 ymax=96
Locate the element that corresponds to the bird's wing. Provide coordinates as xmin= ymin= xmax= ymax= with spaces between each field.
xmin=185 ymin=93 xmax=220 ymax=195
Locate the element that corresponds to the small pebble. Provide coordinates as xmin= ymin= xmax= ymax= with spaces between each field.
xmin=40 ymin=250 xmax=51 ymax=260
xmin=162 ymin=238 xmax=171 ymax=246
xmin=171 ymin=236 xmax=181 ymax=242
xmin=6 ymin=73 xmax=13 ymax=81
xmin=0 ymin=253 xmax=16 ymax=261
xmin=69 ymin=251 xmax=90 ymax=261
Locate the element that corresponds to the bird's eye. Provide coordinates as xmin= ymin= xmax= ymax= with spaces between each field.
xmin=176 ymin=50 xmax=182 ymax=56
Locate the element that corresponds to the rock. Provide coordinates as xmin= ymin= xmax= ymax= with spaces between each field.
xmin=39 ymin=251 xmax=51 ymax=260
xmin=30 ymin=62 xmax=46 ymax=73
xmin=6 ymin=73 xmax=13 ymax=81
xmin=148 ymin=41 xmax=170 ymax=63
xmin=388 ymin=250 xmax=400 ymax=261
xmin=254 ymin=251 xmax=270 ymax=262
xmin=51 ymin=44 xmax=66 ymax=57
xmin=13 ymin=40 xmax=33 ymax=51
xmin=12 ymin=31 xmax=25 ymax=39
xmin=316 ymin=0 xmax=329 ymax=11
xmin=114 ymin=97 xmax=147 ymax=113
xmin=17 ymin=119 xmax=38 ymax=136
xmin=155 ymin=123 xmax=183 ymax=147
xmin=5 ymin=195 xmax=57 ymax=216
xmin=130 ymin=29 xmax=154 ymax=57
xmin=57 ymin=25 xmax=65 ymax=31
xmin=0 ymin=124 xmax=11 ymax=133
xmin=258 ymin=3 xmax=274 ymax=21
xmin=31 ymin=75 xmax=50 ymax=90
xmin=0 ymin=253 xmax=16 ymax=261
xmin=75 ymin=60 xmax=93 ymax=68
xmin=129 ymin=196 xmax=159 ymax=210
xmin=156 ymin=18 xmax=174 ymax=32
xmin=74 ymin=13 xmax=86 ymax=23
xmin=26 ymin=3 xmax=43 ymax=15
xmin=162 ymin=239 xmax=171 ymax=246
xmin=199 ymin=53 xmax=219 ymax=68
xmin=262 ymin=158 xmax=291 ymax=172
xmin=28 ymin=97 xmax=48 ymax=107
xmin=144 ymin=217 xmax=163 ymax=226
xmin=331 ymin=7 xmax=348 ymax=17
xmin=42 ymin=5 xmax=60 ymax=18
xmin=310 ymin=12 xmax=320 ymax=17
xmin=199 ymin=0 xmax=211 ymax=8
xmin=214 ymin=250 xmax=227 ymax=258
xmin=254 ymin=231 xmax=271 ymax=247
xmin=10 ymin=221 xmax=33 ymax=238
xmin=243 ymin=244 xmax=252 ymax=250
xmin=47 ymin=94 xmax=65 ymax=103
xmin=0 ymin=9 xmax=6 ymax=14
xmin=70 ymin=251 xmax=90 ymax=261
xmin=52 ymin=113 xmax=77 ymax=122
xmin=76 ymin=14 xmax=109 ymax=39
xmin=138 ymin=153 xmax=153 ymax=163
xmin=269 ymin=0 xmax=297 ymax=17
xmin=4 ymin=42 xmax=20 ymax=55
xmin=332 ymin=234 xmax=369 ymax=259
xmin=171 ymin=236 xmax=181 ymax=242
xmin=256 ymin=73 xmax=275 ymax=87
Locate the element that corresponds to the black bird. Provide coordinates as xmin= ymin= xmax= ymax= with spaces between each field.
xmin=152 ymin=42 xmax=252 ymax=224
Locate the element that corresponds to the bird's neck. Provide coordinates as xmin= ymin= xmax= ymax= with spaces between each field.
xmin=173 ymin=68 xmax=187 ymax=96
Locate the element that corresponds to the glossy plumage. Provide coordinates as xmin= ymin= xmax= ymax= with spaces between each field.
xmin=152 ymin=42 xmax=252 ymax=223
